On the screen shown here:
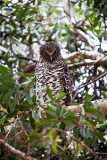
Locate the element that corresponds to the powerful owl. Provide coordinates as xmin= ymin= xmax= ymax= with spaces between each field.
xmin=35 ymin=41 xmax=72 ymax=106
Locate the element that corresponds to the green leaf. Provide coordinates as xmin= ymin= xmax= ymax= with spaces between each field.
xmin=97 ymin=112 xmax=105 ymax=122
xmin=46 ymin=86 xmax=53 ymax=100
xmin=56 ymin=92 xmax=67 ymax=101
xmin=21 ymin=77 xmax=36 ymax=89
xmin=46 ymin=110 xmax=57 ymax=118
xmin=10 ymin=126 xmax=15 ymax=138
xmin=25 ymin=91 xmax=33 ymax=105
xmin=93 ymin=100 xmax=99 ymax=108
xmin=0 ymin=116 xmax=6 ymax=125
xmin=55 ymin=86 xmax=67 ymax=101
xmin=18 ymin=100 xmax=34 ymax=111
xmin=32 ymin=109 xmax=40 ymax=121
xmin=96 ymin=122 xmax=107 ymax=128
xmin=28 ymin=129 xmax=39 ymax=137
xmin=0 ymin=46 xmax=8 ymax=53
xmin=94 ymin=130 xmax=105 ymax=142
xmin=62 ymin=119 xmax=74 ymax=126
xmin=0 ymin=94 xmax=4 ymax=103
xmin=28 ymin=135 xmax=37 ymax=143
xmin=85 ymin=107 xmax=98 ymax=113
xmin=36 ymin=109 xmax=40 ymax=121
xmin=82 ymin=107 xmax=85 ymax=115
xmin=48 ymin=129 xmax=55 ymax=137
xmin=9 ymin=97 xmax=16 ymax=113
xmin=80 ymin=53 xmax=84 ymax=59
xmin=52 ymin=143 xmax=58 ymax=154
xmin=69 ymin=102 xmax=80 ymax=106
xmin=17 ymin=72 xmax=35 ymax=77
xmin=0 ymin=73 xmax=15 ymax=87
xmin=57 ymin=86 xmax=63 ymax=95
xmin=29 ymin=113 xmax=35 ymax=130
xmin=0 ymin=65 xmax=11 ymax=75
xmin=65 ymin=24 xmax=72 ymax=35
xmin=40 ymin=95 xmax=44 ymax=105
xmin=2 ymin=79 xmax=15 ymax=87
xmin=4 ymin=88 xmax=15 ymax=107
xmin=84 ymin=93 xmax=93 ymax=109
xmin=22 ymin=119 xmax=31 ymax=132
xmin=0 ymin=85 xmax=10 ymax=93
xmin=6 ymin=108 xmax=16 ymax=117
xmin=93 ymin=16 xmax=100 ymax=27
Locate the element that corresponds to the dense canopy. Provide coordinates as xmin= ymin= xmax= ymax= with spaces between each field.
xmin=0 ymin=0 xmax=107 ymax=160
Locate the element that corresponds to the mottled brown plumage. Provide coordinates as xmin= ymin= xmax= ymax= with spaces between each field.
xmin=35 ymin=41 xmax=72 ymax=106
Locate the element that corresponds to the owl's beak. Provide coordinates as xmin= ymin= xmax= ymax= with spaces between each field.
xmin=50 ymin=56 xmax=53 ymax=62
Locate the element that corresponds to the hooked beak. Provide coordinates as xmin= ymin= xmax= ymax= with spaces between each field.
xmin=50 ymin=56 xmax=53 ymax=62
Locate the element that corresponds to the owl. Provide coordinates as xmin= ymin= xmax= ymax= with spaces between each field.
xmin=35 ymin=41 xmax=72 ymax=106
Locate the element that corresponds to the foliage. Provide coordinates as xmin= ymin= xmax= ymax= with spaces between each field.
xmin=0 ymin=0 xmax=107 ymax=159
xmin=0 ymin=0 xmax=106 ymax=103
xmin=0 ymin=65 xmax=107 ymax=160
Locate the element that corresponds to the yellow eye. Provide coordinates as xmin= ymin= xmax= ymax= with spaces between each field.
xmin=44 ymin=52 xmax=47 ymax=56
xmin=55 ymin=50 xmax=57 ymax=54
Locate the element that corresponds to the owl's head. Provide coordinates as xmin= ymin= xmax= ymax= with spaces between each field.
xmin=40 ymin=41 xmax=60 ymax=63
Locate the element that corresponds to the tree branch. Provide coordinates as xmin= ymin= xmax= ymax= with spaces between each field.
xmin=0 ymin=55 xmax=37 ymax=62
xmin=75 ymin=28 xmax=96 ymax=50
xmin=0 ymin=139 xmax=37 ymax=160
xmin=18 ymin=63 xmax=36 ymax=83
xmin=64 ymin=98 xmax=107 ymax=118
xmin=36 ymin=16 xmax=66 ymax=26
xmin=46 ymin=127 xmax=99 ymax=160
xmin=68 ymin=60 xmax=98 ymax=69
xmin=64 ymin=50 xmax=107 ymax=66
xmin=73 ymin=72 xmax=107 ymax=92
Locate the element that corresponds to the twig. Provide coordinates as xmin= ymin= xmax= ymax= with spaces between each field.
xmin=18 ymin=56 xmax=37 ymax=62
xmin=36 ymin=16 xmax=66 ymax=26
xmin=46 ymin=148 xmax=68 ymax=160
xmin=7 ymin=0 xmax=34 ymax=16
xmin=46 ymin=127 xmax=99 ymax=160
xmin=0 ymin=55 xmax=37 ymax=62
xmin=10 ymin=131 xmax=23 ymax=140
xmin=4 ymin=118 xmax=17 ymax=140
xmin=73 ymin=72 xmax=107 ymax=92
xmin=96 ymin=152 xmax=107 ymax=156
xmin=0 ymin=14 xmax=11 ymax=19
xmin=68 ymin=60 xmax=98 ymax=69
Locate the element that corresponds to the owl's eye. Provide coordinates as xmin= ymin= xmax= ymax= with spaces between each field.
xmin=44 ymin=52 xmax=47 ymax=56
xmin=55 ymin=50 xmax=57 ymax=54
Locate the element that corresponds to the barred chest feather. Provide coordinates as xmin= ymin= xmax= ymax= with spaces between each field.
xmin=35 ymin=58 xmax=66 ymax=105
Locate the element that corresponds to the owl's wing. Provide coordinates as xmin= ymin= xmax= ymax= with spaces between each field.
xmin=62 ymin=63 xmax=72 ymax=105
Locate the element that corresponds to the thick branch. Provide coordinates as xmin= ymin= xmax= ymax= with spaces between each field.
xmin=64 ymin=50 xmax=107 ymax=66
xmin=18 ymin=63 xmax=36 ymax=83
xmin=0 ymin=139 xmax=37 ymax=160
xmin=64 ymin=98 xmax=107 ymax=118
xmin=16 ymin=51 xmax=106 ymax=83
xmin=76 ymin=28 xmax=96 ymax=50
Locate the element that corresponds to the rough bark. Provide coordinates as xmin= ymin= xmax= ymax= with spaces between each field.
xmin=64 ymin=50 xmax=107 ymax=67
